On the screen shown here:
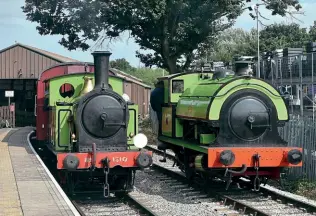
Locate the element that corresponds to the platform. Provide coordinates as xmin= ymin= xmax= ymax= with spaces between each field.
xmin=0 ymin=127 xmax=79 ymax=216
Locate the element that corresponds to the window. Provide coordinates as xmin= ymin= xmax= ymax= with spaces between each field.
xmin=172 ymin=80 xmax=184 ymax=93
xmin=59 ymin=83 xmax=75 ymax=98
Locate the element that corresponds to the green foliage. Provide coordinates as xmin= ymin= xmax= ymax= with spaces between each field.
xmin=133 ymin=68 xmax=166 ymax=87
xmin=259 ymin=23 xmax=311 ymax=52
xmin=309 ymin=21 xmax=316 ymax=42
xmin=110 ymin=58 xmax=134 ymax=72
xmin=207 ymin=22 xmax=314 ymax=63
xmin=280 ymin=177 xmax=316 ymax=200
xmin=126 ymin=67 xmax=167 ymax=87
xmin=109 ymin=56 xmax=167 ymax=86
xmin=207 ymin=28 xmax=257 ymax=63
xmin=22 ymin=0 xmax=301 ymax=74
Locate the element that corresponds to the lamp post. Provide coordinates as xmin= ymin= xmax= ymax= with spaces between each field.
xmin=255 ymin=4 xmax=260 ymax=78
xmin=249 ymin=3 xmax=266 ymax=78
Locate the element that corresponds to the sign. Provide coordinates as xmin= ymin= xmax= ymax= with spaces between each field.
xmin=10 ymin=104 xmax=15 ymax=112
xmin=5 ymin=91 xmax=14 ymax=98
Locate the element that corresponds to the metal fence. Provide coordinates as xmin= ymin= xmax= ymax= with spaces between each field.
xmin=279 ymin=116 xmax=316 ymax=180
xmin=262 ymin=52 xmax=316 ymax=118
xmin=262 ymin=52 xmax=316 ymax=180
xmin=0 ymin=105 xmax=15 ymax=128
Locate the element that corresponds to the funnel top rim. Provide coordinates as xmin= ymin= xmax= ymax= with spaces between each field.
xmin=92 ymin=51 xmax=112 ymax=56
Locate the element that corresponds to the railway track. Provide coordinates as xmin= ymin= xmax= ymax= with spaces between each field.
xmin=71 ymin=194 xmax=158 ymax=216
xmin=63 ymin=144 xmax=316 ymax=216
xmin=145 ymin=144 xmax=316 ymax=216
xmin=70 ymin=155 xmax=242 ymax=216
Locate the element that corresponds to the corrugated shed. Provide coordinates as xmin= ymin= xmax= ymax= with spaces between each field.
xmin=0 ymin=43 xmax=152 ymax=117
xmin=110 ymin=68 xmax=151 ymax=89
xmin=0 ymin=43 xmax=78 ymax=79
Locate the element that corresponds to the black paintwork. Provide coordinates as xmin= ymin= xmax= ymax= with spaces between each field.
xmin=287 ymin=149 xmax=303 ymax=165
xmin=75 ymin=52 xmax=129 ymax=152
xmin=229 ymin=97 xmax=269 ymax=141
xmin=216 ymin=89 xmax=287 ymax=147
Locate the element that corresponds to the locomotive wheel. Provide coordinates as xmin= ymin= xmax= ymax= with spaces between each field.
xmin=113 ymin=171 xmax=133 ymax=198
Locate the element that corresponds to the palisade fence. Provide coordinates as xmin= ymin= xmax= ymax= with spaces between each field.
xmin=279 ymin=115 xmax=316 ymax=181
xmin=262 ymin=51 xmax=316 ymax=181
xmin=0 ymin=105 xmax=15 ymax=128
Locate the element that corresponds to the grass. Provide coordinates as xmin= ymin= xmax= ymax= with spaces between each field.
xmin=276 ymin=177 xmax=316 ymax=200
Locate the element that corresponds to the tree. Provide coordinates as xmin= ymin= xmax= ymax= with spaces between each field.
xmin=309 ymin=21 xmax=316 ymax=42
xmin=259 ymin=23 xmax=310 ymax=52
xmin=205 ymin=22 xmax=313 ymax=63
xmin=129 ymin=67 xmax=168 ymax=87
xmin=109 ymin=58 xmax=167 ymax=87
xmin=207 ymin=28 xmax=257 ymax=62
xmin=110 ymin=58 xmax=134 ymax=72
xmin=22 ymin=0 xmax=302 ymax=74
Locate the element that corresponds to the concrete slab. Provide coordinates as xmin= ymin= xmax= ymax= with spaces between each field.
xmin=0 ymin=127 xmax=79 ymax=216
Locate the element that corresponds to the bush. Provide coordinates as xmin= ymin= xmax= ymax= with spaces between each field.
xmin=280 ymin=177 xmax=316 ymax=200
xmin=128 ymin=67 xmax=168 ymax=87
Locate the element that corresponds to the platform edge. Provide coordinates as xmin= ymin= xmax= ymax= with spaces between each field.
xmin=26 ymin=130 xmax=81 ymax=216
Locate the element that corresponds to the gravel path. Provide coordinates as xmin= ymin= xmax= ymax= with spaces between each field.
xmin=76 ymin=199 xmax=143 ymax=216
xmin=132 ymin=168 xmax=243 ymax=216
xmin=149 ymin=146 xmax=316 ymax=215
xmin=148 ymin=144 xmax=316 ymax=204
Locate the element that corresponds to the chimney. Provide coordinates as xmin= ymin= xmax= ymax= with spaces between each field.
xmin=92 ymin=51 xmax=112 ymax=89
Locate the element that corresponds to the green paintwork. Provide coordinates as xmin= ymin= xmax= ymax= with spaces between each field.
xmin=170 ymin=73 xmax=206 ymax=103
xmin=194 ymin=154 xmax=206 ymax=171
xmin=158 ymin=72 xmax=213 ymax=104
xmin=49 ymin=73 xmax=123 ymax=106
xmin=176 ymin=77 xmax=224 ymax=119
xmin=158 ymin=135 xmax=208 ymax=153
xmin=175 ymin=118 xmax=183 ymax=138
xmin=208 ymin=78 xmax=288 ymax=120
xmin=47 ymin=73 xmax=139 ymax=152
xmin=176 ymin=76 xmax=288 ymax=121
xmin=127 ymin=105 xmax=138 ymax=149
xmin=200 ymin=134 xmax=216 ymax=144
xmin=162 ymin=107 xmax=173 ymax=137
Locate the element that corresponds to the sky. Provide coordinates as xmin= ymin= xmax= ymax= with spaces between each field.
xmin=1 ymin=0 xmax=316 ymax=67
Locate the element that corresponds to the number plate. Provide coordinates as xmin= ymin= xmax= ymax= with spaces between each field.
xmin=112 ymin=157 xmax=128 ymax=163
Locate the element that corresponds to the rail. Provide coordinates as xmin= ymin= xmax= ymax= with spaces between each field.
xmin=126 ymin=194 xmax=159 ymax=216
xmin=71 ymin=201 xmax=86 ymax=216
xmin=146 ymin=145 xmax=316 ymax=215
xmin=71 ymin=196 xmax=158 ymax=216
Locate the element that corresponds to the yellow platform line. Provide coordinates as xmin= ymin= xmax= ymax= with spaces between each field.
xmin=0 ymin=130 xmax=23 ymax=216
